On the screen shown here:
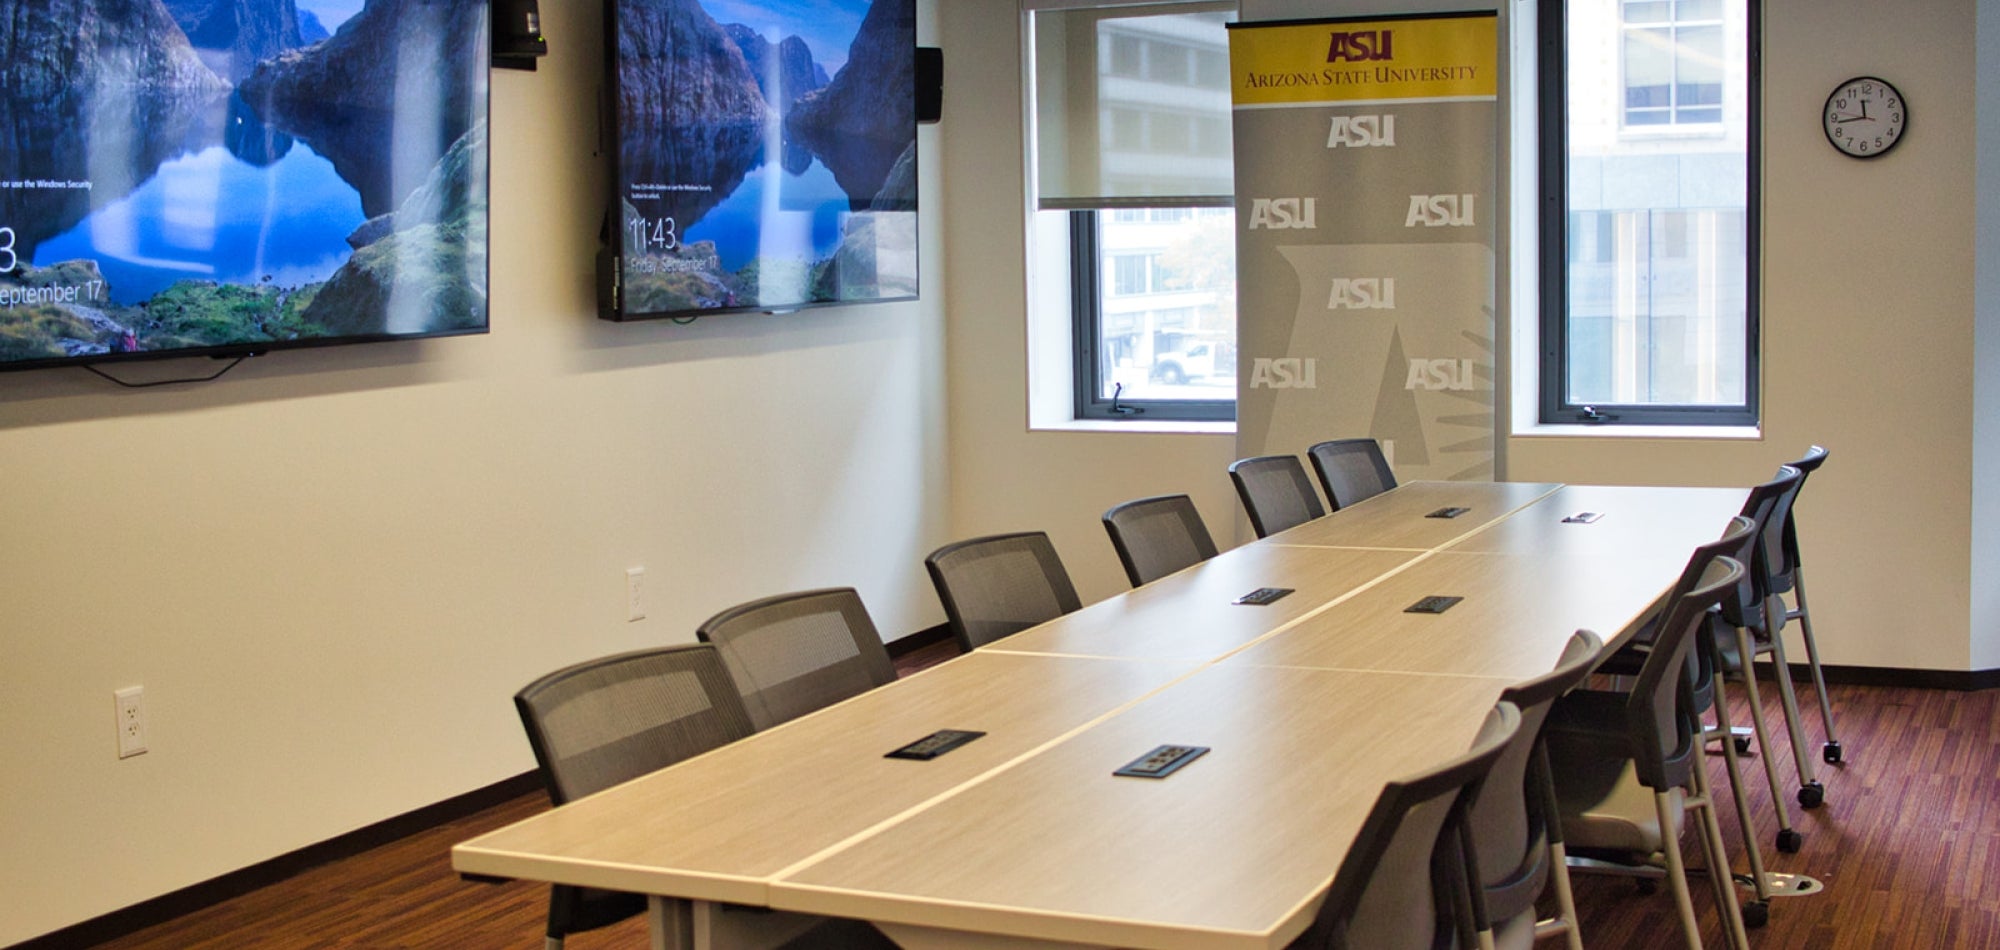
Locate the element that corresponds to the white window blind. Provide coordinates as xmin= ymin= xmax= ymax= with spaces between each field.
xmin=1029 ymin=2 xmax=1236 ymax=210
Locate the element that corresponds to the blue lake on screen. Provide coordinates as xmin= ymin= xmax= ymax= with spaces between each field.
xmin=34 ymin=140 xmax=365 ymax=306
xmin=681 ymin=155 xmax=848 ymax=273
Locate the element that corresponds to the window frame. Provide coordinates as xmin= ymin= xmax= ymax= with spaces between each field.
xmin=1536 ymin=0 xmax=1762 ymax=427
xmin=1070 ymin=209 xmax=1235 ymax=422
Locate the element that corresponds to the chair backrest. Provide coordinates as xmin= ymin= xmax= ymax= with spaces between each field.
xmin=1300 ymin=702 xmax=1522 ymax=950
xmin=1228 ymin=455 xmax=1326 ymax=538
xmin=1469 ymin=630 xmax=1604 ymax=926
xmin=925 ymin=531 xmax=1083 ymax=652
xmin=1307 ymin=439 xmax=1398 ymax=511
xmin=696 ymin=588 xmax=898 ymax=731
xmin=1722 ymin=465 xmax=1802 ymax=628
xmin=1101 ymin=494 xmax=1220 ymax=587
xmin=1774 ymin=445 xmax=1827 ymax=587
xmin=514 ymin=644 xmax=754 ymax=806
xmin=1622 ymin=544 xmax=1746 ymax=791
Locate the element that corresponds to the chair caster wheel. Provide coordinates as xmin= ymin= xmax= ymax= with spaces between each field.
xmin=1798 ymin=781 xmax=1825 ymax=809
xmin=1777 ymin=828 xmax=1803 ymax=853
xmin=1824 ymin=741 xmax=1843 ymax=764
xmin=1734 ymin=735 xmax=1754 ymax=755
xmin=1742 ymin=900 xmax=1769 ymax=929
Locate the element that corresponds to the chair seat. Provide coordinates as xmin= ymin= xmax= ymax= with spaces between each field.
xmin=1543 ymin=688 xmax=1689 ymax=856
xmin=1553 ymin=757 xmax=1684 ymax=856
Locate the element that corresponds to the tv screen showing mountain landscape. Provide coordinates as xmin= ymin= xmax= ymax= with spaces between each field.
xmin=0 ymin=0 xmax=489 ymax=373
xmin=605 ymin=0 xmax=917 ymax=319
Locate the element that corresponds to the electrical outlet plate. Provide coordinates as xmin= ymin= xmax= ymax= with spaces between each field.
xmin=115 ymin=686 xmax=147 ymax=758
xmin=626 ymin=567 xmax=645 ymax=622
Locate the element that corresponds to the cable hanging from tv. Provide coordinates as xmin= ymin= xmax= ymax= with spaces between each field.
xmin=81 ymin=355 xmax=255 ymax=389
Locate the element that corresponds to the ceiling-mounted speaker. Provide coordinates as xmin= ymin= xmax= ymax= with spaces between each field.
xmin=916 ymin=47 xmax=943 ymax=124
xmin=492 ymin=0 xmax=548 ymax=70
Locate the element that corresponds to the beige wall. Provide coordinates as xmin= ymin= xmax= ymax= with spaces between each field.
xmin=0 ymin=2 xmax=949 ymax=943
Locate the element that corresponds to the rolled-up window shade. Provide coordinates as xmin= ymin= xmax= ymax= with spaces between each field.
xmin=1030 ymin=2 xmax=1236 ymax=210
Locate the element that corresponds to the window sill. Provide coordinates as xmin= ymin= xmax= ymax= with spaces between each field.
xmin=1030 ymin=417 xmax=1236 ymax=435
xmin=1514 ymin=422 xmax=1762 ymax=440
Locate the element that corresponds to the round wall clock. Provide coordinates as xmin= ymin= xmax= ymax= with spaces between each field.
xmin=1822 ymin=76 xmax=1907 ymax=158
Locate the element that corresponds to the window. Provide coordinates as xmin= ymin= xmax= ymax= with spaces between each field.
xmin=1539 ymin=0 xmax=1758 ymax=426
xmin=1029 ymin=2 xmax=1236 ymax=423
xmin=1073 ymin=207 xmax=1237 ymax=417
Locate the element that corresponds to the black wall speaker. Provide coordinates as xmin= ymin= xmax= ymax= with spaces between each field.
xmin=916 ymin=46 xmax=943 ymax=124
xmin=492 ymin=0 xmax=548 ymax=70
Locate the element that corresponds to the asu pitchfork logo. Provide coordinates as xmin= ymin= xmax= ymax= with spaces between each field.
xmin=1326 ymin=30 xmax=1393 ymax=63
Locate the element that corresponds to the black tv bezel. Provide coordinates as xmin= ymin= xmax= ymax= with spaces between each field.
xmin=597 ymin=0 xmax=920 ymax=323
xmin=0 ymin=6 xmax=495 ymax=377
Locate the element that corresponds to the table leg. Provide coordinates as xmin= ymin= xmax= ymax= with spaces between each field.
xmin=649 ymin=896 xmax=694 ymax=950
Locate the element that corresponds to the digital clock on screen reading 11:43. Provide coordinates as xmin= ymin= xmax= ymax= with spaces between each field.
xmin=628 ymin=215 xmax=678 ymax=252
xmin=1822 ymin=76 xmax=1906 ymax=159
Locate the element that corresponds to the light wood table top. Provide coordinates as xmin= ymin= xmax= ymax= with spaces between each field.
xmin=452 ymin=652 xmax=1196 ymax=906
xmin=454 ymin=480 xmax=1738 ymax=950
xmin=774 ymin=664 xmax=1511 ymax=950
xmin=1223 ymin=547 xmax=1698 ymax=681
xmin=1446 ymin=484 xmax=1748 ymax=556
xmin=981 ymin=543 xmax=1420 ymax=663
xmin=1263 ymin=481 xmax=1561 ymax=550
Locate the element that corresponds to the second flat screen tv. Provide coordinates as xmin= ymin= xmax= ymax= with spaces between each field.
xmin=601 ymin=0 xmax=918 ymax=321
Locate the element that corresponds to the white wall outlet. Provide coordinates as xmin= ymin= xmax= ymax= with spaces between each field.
xmin=114 ymin=686 xmax=147 ymax=759
xmin=626 ymin=566 xmax=646 ymax=622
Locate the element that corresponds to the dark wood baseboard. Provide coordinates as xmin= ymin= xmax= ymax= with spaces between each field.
xmin=886 ymin=623 xmax=951 ymax=658
xmin=1777 ymin=661 xmax=2000 ymax=691
xmin=9 ymin=772 xmax=542 ymax=950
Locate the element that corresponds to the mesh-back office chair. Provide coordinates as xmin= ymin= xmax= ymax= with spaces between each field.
xmin=924 ymin=531 xmax=1082 ymax=652
xmin=1307 ymin=438 xmax=1398 ymax=512
xmin=1465 ymin=631 xmax=1602 ymax=950
xmin=514 ymin=645 xmax=755 ymax=950
xmin=1229 ymin=455 xmax=1326 ymax=538
xmin=1102 ymin=494 xmax=1220 ymax=587
xmin=1291 ymin=703 xmax=1522 ymax=950
xmin=1773 ymin=445 xmax=1842 ymax=764
xmin=1545 ymin=545 xmax=1751 ymax=950
xmin=697 ymin=588 xmax=898 ymax=732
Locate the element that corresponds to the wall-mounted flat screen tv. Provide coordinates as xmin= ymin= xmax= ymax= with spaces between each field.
xmin=0 ymin=0 xmax=490 ymax=374
xmin=600 ymin=0 xmax=917 ymax=321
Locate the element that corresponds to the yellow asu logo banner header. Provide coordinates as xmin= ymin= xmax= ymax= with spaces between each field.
xmin=1230 ymin=14 xmax=1497 ymax=107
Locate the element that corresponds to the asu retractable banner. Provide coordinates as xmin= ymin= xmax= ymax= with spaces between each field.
xmin=1230 ymin=12 xmax=1498 ymax=501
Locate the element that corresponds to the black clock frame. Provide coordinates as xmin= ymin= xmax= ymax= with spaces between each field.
xmin=1822 ymin=75 xmax=1907 ymax=160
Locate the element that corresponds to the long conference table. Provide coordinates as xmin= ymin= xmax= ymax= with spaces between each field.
xmin=453 ymin=481 xmax=1749 ymax=950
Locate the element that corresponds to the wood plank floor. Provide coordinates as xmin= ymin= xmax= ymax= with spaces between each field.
xmin=75 ymin=645 xmax=2000 ymax=949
